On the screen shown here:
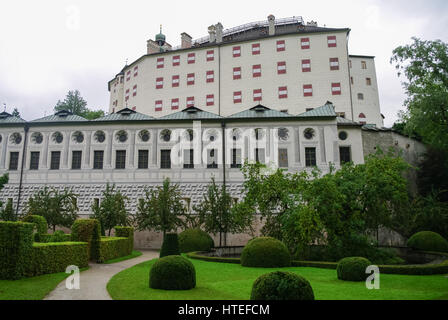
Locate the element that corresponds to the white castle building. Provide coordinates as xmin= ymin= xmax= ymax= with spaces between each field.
xmin=0 ymin=16 xmax=425 ymax=247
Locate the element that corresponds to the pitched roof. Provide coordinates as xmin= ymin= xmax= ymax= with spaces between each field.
xmin=297 ymin=102 xmax=337 ymax=118
xmin=0 ymin=112 xmax=26 ymax=124
xmin=31 ymin=110 xmax=88 ymax=123
xmin=159 ymin=106 xmax=223 ymax=120
xmin=337 ymin=117 xmax=362 ymax=126
xmin=228 ymin=105 xmax=293 ymax=119
xmin=93 ymin=108 xmax=154 ymax=122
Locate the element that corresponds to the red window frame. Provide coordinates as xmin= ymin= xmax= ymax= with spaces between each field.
xmin=302 ymin=59 xmax=311 ymax=72
xmin=133 ymin=85 xmax=137 ymax=96
xmin=156 ymin=57 xmax=164 ymax=69
xmin=327 ymin=35 xmax=337 ymax=48
xmin=134 ymin=66 xmax=138 ymax=77
xmin=156 ymin=77 xmax=163 ymax=89
xmin=206 ymin=50 xmax=214 ymax=61
xmin=233 ymin=91 xmax=242 ymax=104
xmin=171 ymin=98 xmax=179 ymax=110
xmin=252 ymin=43 xmax=260 ymax=55
xmin=330 ymin=58 xmax=339 ymax=71
xmin=301 ymin=37 xmax=310 ymax=49
xmin=172 ymin=55 xmax=180 ymax=66
xmin=172 ymin=75 xmax=180 ymax=87
xmin=233 ymin=46 xmax=241 ymax=57
xmin=132 ymin=106 xmax=136 ymax=111
xmin=277 ymin=61 xmax=286 ymax=74
xmin=278 ymin=86 xmax=288 ymax=99
xmin=252 ymin=64 xmax=261 ymax=77
xmin=206 ymin=70 xmax=214 ymax=83
xmin=187 ymin=53 xmax=195 ymax=64
xmin=233 ymin=67 xmax=241 ymax=80
xmin=303 ymin=84 xmax=313 ymax=97
xmin=186 ymin=96 xmax=195 ymax=107
xmin=253 ymin=89 xmax=262 ymax=102
xmin=187 ymin=73 xmax=195 ymax=86
xmin=332 ymin=82 xmax=342 ymax=95
xmin=125 ymin=89 xmax=130 ymax=101
xmin=276 ymin=40 xmax=285 ymax=52
xmin=206 ymin=94 xmax=214 ymax=106
xmin=126 ymin=70 xmax=131 ymax=81
xmin=155 ymin=100 xmax=163 ymax=112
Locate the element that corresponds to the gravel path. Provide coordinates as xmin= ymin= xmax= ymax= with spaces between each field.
xmin=44 ymin=250 xmax=159 ymax=300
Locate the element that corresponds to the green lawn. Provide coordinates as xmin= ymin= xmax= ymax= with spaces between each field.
xmin=107 ymin=258 xmax=448 ymax=300
xmin=103 ymin=250 xmax=143 ymax=264
xmin=0 ymin=268 xmax=88 ymax=300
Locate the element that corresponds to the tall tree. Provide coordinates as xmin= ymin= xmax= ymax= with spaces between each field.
xmin=391 ymin=38 xmax=448 ymax=151
xmin=0 ymin=174 xmax=12 ymax=220
xmin=54 ymin=90 xmax=89 ymax=116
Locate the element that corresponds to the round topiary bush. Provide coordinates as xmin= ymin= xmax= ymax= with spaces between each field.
xmin=160 ymin=233 xmax=180 ymax=258
xmin=149 ymin=255 xmax=196 ymax=290
xmin=241 ymin=237 xmax=291 ymax=268
xmin=407 ymin=231 xmax=448 ymax=253
xmin=337 ymin=257 xmax=372 ymax=282
xmin=179 ymin=229 xmax=214 ymax=253
xmin=250 ymin=271 xmax=314 ymax=300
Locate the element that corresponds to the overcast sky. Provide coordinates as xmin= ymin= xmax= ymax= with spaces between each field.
xmin=0 ymin=0 xmax=447 ymax=126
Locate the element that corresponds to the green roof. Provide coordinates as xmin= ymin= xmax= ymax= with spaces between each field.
xmin=297 ymin=102 xmax=337 ymax=118
xmin=0 ymin=112 xmax=26 ymax=124
xmin=159 ymin=107 xmax=223 ymax=120
xmin=93 ymin=108 xmax=154 ymax=122
xmin=31 ymin=110 xmax=88 ymax=123
xmin=337 ymin=117 xmax=361 ymax=126
xmin=228 ymin=105 xmax=293 ymax=119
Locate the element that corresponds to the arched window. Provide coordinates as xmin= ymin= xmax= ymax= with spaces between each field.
xmin=359 ymin=113 xmax=366 ymax=119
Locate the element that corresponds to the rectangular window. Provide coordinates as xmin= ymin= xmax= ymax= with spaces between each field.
xmin=206 ymin=94 xmax=214 ymax=106
xmin=277 ymin=61 xmax=286 ymax=74
xmin=115 ymin=150 xmax=126 ymax=169
xmin=125 ymin=89 xmax=130 ymax=102
xmin=255 ymin=148 xmax=265 ymax=164
xmin=252 ymin=43 xmax=260 ymax=55
xmin=138 ymin=150 xmax=149 ymax=169
xmin=253 ymin=89 xmax=262 ymax=102
xmin=232 ymin=46 xmax=241 ymax=57
xmin=303 ymin=84 xmax=313 ymax=97
xmin=305 ymin=148 xmax=317 ymax=167
xmin=155 ymin=100 xmax=163 ymax=112
xmin=278 ymin=86 xmax=288 ymax=99
xmin=276 ymin=40 xmax=285 ymax=51
xmin=187 ymin=73 xmax=195 ymax=85
xmin=187 ymin=53 xmax=195 ymax=64
xmin=233 ymin=67 xmax=241 ymax=80
xmin=278 ymin=148 xmax=288 ymax=168
xmin=9 ymin=152 xmax=19 ymax=170
xmin=302 ymin=59 xmax=311 ymax=72
xmin=93 ymin=151 xmax=104 ymax=169
xmin=156 ymin=77 xmax=163 ymax=89
xmin=183 ymin=149 xmax=194 ymax=169
xmin=132 ymin=85 xmax=137 ymax=97
xmin=186 ymin=96 xmax=195 ymax=107
xmin=206 ymin=70 xmax=214 ymax=83
xmin=207 ymin=149 xmax=218 ymax=169
xmin=156 ymin=57 xmax=164 ymax=69
xmin=366 ymin=78 xmax=372 ymax=86
xmin=172 ymin=55 xmax=180 ymax=66
xmin=134 ymin=66 xmax=138 ymax=77
xmin=231 ymin=149 xmax=242 ymax=168
xmin=361 ymin=61 xmax=367 ymax=69
xmin=330 ymin=57 xmax=339 ymax=70
xmin=171 ymin=98 xmax=179 ymax=110
xmin=340 ymin=147 xmax=351 ymax=164
xmin=160 ymin=150 xmax=171 ymax=169
xmin=233 ymin=91 xmax=242 ymax=104
xmin=126 ymin=70 xmax=131 ymax=81
xmin=351 ymin=76 xmax=354 ymax=85
xmin=172 ymin=75 xmax=180 ymax=87
xmin=358 ymin=93 xmax=364 ymax=100
xmin=206 ymin=50 xmax=214 ymax=61
xmin=301 ymin=37 xmax=310 ymax=49
xmin=332 ymin=83 xmax=342 ymax=95
xmin=252 ymin=64 xmax=261 ymax=77
xmin=337 ymin=112 xmax=346 ymax=118
xmin=50 ymin=151 xmax=61 ymax=170
xmin=327 ymin=35 xmax=337 ymax=47
xmin=71 ymin=151 xmax=82 ymax=170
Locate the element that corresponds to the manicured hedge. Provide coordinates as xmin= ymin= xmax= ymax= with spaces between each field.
xmin=22 ymin=215 xmax=48 ymax=242
xmin=0 ymin=221 xmax=34 ymax=280
xmin=160 ymin=233 xmax=180 ymax=258
xmin=241 ymin=237 xmax=291 ymax=268
xmin=39 ymin=233 xmax=72 ymax=243
xmin=150 ymin=255 xmax=196 ymax=290
xmin=186 ymin=251 xmax=241 ymax=264
xmin=251 ymin=271 xmax=315 ymax=300
xmin=27 ymin=242 xmax=89 ymax=277
xmin=98 ymin=237 xmax=131 ymax=263
xmin=71 ymin=219 xmax=101 ymax=261
xmin=337 ymin=257 xmax=372 ymax=281
xmin=179 ymin=229 xmax=214 ymax=253
xmin=407 ymin=231 xmax=448 ymax=253
xmin=115 ymin=226 xmax=134 ymax=254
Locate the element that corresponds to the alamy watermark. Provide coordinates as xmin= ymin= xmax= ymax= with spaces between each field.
xmin=366 ymin=265 xmax=380 ymax=290
xmin=65 ymin=265 xmax=80 ymax=290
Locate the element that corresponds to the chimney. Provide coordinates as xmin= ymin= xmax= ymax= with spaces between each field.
xmin=268 ymin=14 xmax=275 ymax=35
xmin=147 ymin=39 xmax=160 ymax=54
xmin=181 ymin=32 xmax=192 ymax=49
xmin=208 ymin=25 xmax=216 ymax=43
xmin=215 ymin=22 xmax=223 ymax=43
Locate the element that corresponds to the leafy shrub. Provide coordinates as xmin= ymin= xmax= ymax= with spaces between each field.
xmin=250 ymin=271 xmax=314 ymax=300
xmin=0 ymin=221 xmax=34 ymax=280
xmin=337 ymin=257 xmax=372 ymax=281
xmin=160 ymin=233 xmax=180 ymax=258
xmin=22 ymin=215 xmax=48 ymax=242
xmin=115 ymin=226 xmax=134 ymax=254
xmin=149 ymin=255 xmax=196 ymax=290
xmin=407 ymin=231 xmax=448 ymax=253
xmin=27 ymin=242 xmax=89 ymax=277
xmin=0 ymin=199 xmax=15 ymax=221
xmin=179 ymin=229 xmax=214 ymax=253
xmin=241 ymin=237 xmax=291 ymax=268
xmin=50 ymin=230 xmax=68 ymax=243
xmin=39 ymin=233 xmax=72 ymax=243
xmin=71 ymin=219 xmax=101 ymax=260
xmin=98 ymin=237 xmax=130 ymax=263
